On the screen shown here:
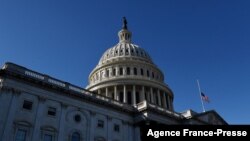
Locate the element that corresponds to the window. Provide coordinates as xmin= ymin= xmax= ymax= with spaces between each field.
xmin=126 ymin=67 xmax=130 ymax=75
xmin=15 ymin=129 xmax=26 ymax=141
xmin=136 ymin=92 xmax=140 ymax=103
xmin=119 ymin=68 xmax=123 ymax=75
xmin=97 ymin=120 xmax=104 ymax=128
xmin=23 ymin=100 xmax=33 ymax=110
xmin=106 ymin=70 xmax=109 ymax=77
xmin=72 ymin=132 xmax=80 ymax=141
xmin=47 ymin=107 xmax=56 ymax=116
xmin=141 ymin=69 xmax=144 ymax=76
xmin=114 ymin=124 xmax=120 ymax=132
xmin=74 ymin=114 xmax=81 ymax=123
xmin=152 ymin=72 xmax=154 ymax=78
xmin=111 ymin=93 xmax=115 ymax=99
xmin=112 ymin=68 xmax=116 ymax=76
xmin=147 ymin=70 xmax=150 ymax=77
xmin=44 ymin=134 xmax=53 ymax=141
xmin=127 ymin=91 xmax=131 ymax=104
xmin=134 ymin=68 xmax=137 ymax=75
xmin=119 ymin=92 xmax=123 ymax=102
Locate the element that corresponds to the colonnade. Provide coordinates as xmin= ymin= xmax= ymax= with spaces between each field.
xmin=95 ymin=85 xmax=173 ymax=110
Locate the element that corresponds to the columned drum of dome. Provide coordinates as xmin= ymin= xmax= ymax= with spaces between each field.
xmin=86 ymin=18 xmax=174 ymax=111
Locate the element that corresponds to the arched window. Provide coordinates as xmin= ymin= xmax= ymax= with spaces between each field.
xmin=72 ymin=132 xmax=80 ymax=141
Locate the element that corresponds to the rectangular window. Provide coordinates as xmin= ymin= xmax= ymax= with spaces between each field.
xmin=119 ymin=68 xmax=123 ymax=75
xmin=127 ymin=67 xmax=130 ymax=75
xmin=141 ymin=69 xmax=144 ymax=76
xmin=113 ymin=68 xmax=116 ymax=76
xmin=23 ymin=100 xmax=33 ymax=110
xmin=106 ymin=70 xmax=109 ymax=77
xmin=114 ymin=124 xmax=120 ymax=132
xmin=134 ymin=68 xmax=137 ymax=75
xmin=47 ymin=107 xmax=56 ymax=116
xmin=97 ymin=120 xmax=104 ymax=128
xmin=15 ymin=129 xmax=26 ymax=141
xmin=44 ymin=134 xmax=53 ymax=141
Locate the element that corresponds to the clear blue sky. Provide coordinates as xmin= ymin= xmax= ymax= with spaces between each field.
xmin=0 ymin=0 xmax=249 ymax=124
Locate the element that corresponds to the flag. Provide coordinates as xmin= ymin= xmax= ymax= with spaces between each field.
xmin=201 ymin=92 xmax=210 ymax=103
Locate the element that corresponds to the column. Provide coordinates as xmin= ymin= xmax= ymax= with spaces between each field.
xmin=116 ymin=66 xmax=119 ymax=77
xmin=150 ymin=87 xmax=154 ymax=103
xmin=2 ymin=92 xmax=19 ymax=141
xmin=123 ymin=85 xmax=127 ymax=103
xmin=132 ymin=85 xmax=136 ymax=106
xmin=89 ymin=111 xmax=96 ymax=141
xmin=109 ymin=68 xmax=112 ymax=77
xmin=114 ymin=86 xmax=117 ymax=100
xmin=168 ymin=96 xmax=173 ymax=110
xmin=123 ymin=67 xmax=126 ymax=75
xmin=107 ymin=116 xmax=112 ymax=141
xmin=98 ymin=89 xmax=101 ymax=95
xmin=31 ymin=96 xmax=46 ymax=141
xmin=166 ymin=94 xmax=170 ymax=110
xmin=162 ymin=92 xmax=167 ymax=109
xmin=105 ymin=87 xmax=108 ymax=97
xmin=134 ymin=126 xmax=141 ymax=141
xmin=58 ymin=103 xmax=67 ymax=141
xmin=141 ymin=86 xmax=145 ymax=102
xmin=157 ymin=89 xmax=161 ymax=106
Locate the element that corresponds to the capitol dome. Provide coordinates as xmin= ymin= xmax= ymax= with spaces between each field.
xmin=86 ymin=18 xmax=174 ymax=111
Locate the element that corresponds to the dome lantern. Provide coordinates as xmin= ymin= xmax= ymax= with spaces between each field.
xmin=118 ymin=17 xmax=132 ymax=43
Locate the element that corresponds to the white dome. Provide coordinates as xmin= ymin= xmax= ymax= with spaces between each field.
xmin=86 ymin=18 xmax=174 ymax=111
xmin=98 ymin=42 xmax=153 ymax=66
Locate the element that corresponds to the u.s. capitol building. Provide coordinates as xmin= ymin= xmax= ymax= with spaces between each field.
xmin=0 ymin=18 xmax=227 ymax=141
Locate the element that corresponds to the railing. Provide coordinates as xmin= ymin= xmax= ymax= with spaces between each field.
xmin=136 ymin=100 xmax=182 ymax=119
xmin=2 ymin=62 xmax=129 ymax=109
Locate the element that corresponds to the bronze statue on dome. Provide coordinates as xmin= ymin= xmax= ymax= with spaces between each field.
xmin=122 ymin=17 xmax=127 ymax=29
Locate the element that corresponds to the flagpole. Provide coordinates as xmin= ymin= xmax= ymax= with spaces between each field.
xmin=197 ymin=79 xmax=205 ymax=112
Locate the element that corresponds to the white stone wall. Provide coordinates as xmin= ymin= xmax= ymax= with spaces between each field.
xmin=0 ymin=79 xmax=139 ymax=141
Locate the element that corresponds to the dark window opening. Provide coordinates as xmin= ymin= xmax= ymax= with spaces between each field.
xmin=152 ymin=72 xmax=154 ymax=78
xmin=147 ymin=70 xmax=150 ymax=77
xmin=97 ymin=120 xmax=104 ymax=128
xmin=127 ymin=91 xmax=132 ymax=105
xmin=154 ymin=93 xmax=158 ymax=105
xmin=119 ymin=92 xmax=124 ymax=102
xmin=134 ymin=68 xmax=137 ymax=75
xmin=136 ymin=92 xmax=140 ymax=103
xmin=113 ymin=68 xmax=116 ymax=76
xmin=114 ymin=124 xmax=120 ymax=132
xmin=119 ymin=68 xmax=123 ymax=75
xmin=141 ymin=69 xmax=144 ymax=76
xmin=23 ymin=100 xmax=33 ymax=110
xmin=127 ymin=67 xmax=130 ymax=75
xmin=74 ymin=114 xmax=81 ymax=123
xmin=48 ymin=107 xmax=56 ymax=116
